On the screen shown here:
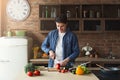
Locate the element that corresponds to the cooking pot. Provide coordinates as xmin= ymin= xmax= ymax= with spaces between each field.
xmin=100 ymin=67 xmax=120 ymax=75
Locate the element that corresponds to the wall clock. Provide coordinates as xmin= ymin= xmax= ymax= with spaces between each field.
xmin=6 ymin=0 xmax=30 ymax=21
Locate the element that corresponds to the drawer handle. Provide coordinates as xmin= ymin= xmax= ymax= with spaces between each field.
xmin=0 ymin=59 xmax=10 ymax=63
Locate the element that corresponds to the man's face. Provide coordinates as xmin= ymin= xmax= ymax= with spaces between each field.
xmin=56 ymin=22 xmax=67 ymax=33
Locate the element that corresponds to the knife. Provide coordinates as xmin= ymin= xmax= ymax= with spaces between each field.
xmin=80 ymin=61 xmax=91 ymax=66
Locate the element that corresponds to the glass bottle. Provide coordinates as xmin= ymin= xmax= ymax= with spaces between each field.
xmin=96 ymin=11 xmax=100 ymax=18
xmin=83 ymin=10 xmax=87 ymax=18
xmin=53 ymin=7 xmax=56 ymax=18
xmin=51 ymin=7 xmax=54 ymax=18
xmin=42 ymin=6 xmax=45 ymax=18
xmin=45 ymin=6 xmax=48 ymax=18
xmin=51 ymin=7 xmax=56 ymax=18
xmin=75 ymin=7 xmax=78 ymax=18
xmin=89 ymin=10 xmax=94 ymax=18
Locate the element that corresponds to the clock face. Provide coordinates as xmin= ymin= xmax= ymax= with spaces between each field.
xmin=6 ymin=0 xmax=30 ymax=21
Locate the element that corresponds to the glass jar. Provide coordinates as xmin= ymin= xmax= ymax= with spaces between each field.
xmin=89 ymin=10 xmax=95 ymax=18
xmin=96 ymin=11 xmax=100 ymax=18
xmin=66 ymin=10 xmax=71 ymax=18
xmin=7 ymin=31 xmax=12 ymax=37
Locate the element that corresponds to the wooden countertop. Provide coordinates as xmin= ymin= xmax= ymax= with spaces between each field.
xmin=30 ymin=57 xmax=120 ymax=64
xmin=16 ymin=70 xmax=99 ymax=80
xmin=75 ymin=57 xmax=120 ymax=63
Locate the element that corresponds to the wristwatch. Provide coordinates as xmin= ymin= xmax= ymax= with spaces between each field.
xmin=6 ymin=0 xmax=30 ymax=21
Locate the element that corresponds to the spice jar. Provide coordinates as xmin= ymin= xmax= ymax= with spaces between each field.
xmin=96 ymin=11 xmax=100 ymax=18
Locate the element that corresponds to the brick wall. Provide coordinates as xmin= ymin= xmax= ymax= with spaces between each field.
xmin=5 ymin=0 xmax=120 ymax=58
xmin=78 ymin=33 xmax=120 ymax=57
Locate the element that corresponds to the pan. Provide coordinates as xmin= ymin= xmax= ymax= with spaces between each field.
xmin=100 ymin=67 xmax=120 ymax=75
xmin=96 ymin=64 xmax=120 ymax=75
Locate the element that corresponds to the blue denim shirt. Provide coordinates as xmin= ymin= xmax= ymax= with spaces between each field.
xmin=41 ymin=29 xmax=80 ymax=67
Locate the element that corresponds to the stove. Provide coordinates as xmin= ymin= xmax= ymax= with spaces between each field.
xmin=92 ymin=70 xmax=120 ymax=80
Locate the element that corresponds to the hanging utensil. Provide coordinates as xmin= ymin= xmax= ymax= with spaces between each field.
xmin=96 ymin=64 xmax=109 ymax=71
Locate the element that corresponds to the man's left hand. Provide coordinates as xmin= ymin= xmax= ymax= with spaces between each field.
xmin=60 ymin=57 xmax=70 ymax=66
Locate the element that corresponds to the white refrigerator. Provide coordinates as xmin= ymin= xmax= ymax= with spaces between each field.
xmin=0 ymin=37 xmax=28 ymax=80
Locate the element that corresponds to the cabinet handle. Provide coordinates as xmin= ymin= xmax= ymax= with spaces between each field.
xmin=0 ymin=59 xmax=10 ymax=63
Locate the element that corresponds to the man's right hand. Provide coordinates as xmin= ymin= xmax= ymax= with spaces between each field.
xmin=49 ymin=50 xmax=55 ymax=60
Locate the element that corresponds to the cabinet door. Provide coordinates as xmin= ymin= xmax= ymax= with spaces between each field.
xmin=80 ymin=0 xmax=101 ymax=4
xmin=101 ymin=0 xmax=120 ymax=4
xmin=39 ymin=0 xmax=59 ymax=4
xmin=105 ymin=20 xmax=120 ymax=31
xmin=40 ymin=20 xmax=56 ymax=31
xmin=60 ymin=0 xmax=79 ymax=4
xmin=83 ymin=20 xmax=101 ymax=31
xmin=67 ymin=20 xmax=80 ymax=31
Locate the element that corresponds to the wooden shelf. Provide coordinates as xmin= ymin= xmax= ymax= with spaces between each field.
xmin=39 ymin=4 xmax=120 ymax=33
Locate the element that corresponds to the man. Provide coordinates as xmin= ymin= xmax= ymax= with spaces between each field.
xmin=41 ymin=14 xmax=80 ymax=68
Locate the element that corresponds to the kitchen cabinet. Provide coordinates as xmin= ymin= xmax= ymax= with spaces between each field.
xmin=39 ymin=3 xmax=120 ymax=33
xmin=81 ymin=4 xmax=102 ymax=32
xmin=39 ymin=4 xmax=80 ymax=33
xmin=103 ymin=4 xmax=120 ymax=32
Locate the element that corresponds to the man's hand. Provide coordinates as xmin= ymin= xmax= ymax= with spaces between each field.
xmin=60 ymin=57 xmax=70 ymax=66
xmin=49 ymin=50 xmax=55 ymax=60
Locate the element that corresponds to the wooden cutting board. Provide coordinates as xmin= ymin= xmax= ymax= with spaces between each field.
xmin=48 ymin=68 xmax=58 ymax=72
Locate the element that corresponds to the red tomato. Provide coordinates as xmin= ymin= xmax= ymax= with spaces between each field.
xmin=27 ymin=71 xmax=33 ymax=76
xmin=33 ymin=70 xmax=40 ymax=76
xmin=58 ymin=69 xmax=61 ymax=72
xmin=55 ymin=63 xmax=60 ymax=69
xmin=61 ymin=69 xmax=65 ymax=73
xmin=65 ymin=69 xmax=68 ymax=72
